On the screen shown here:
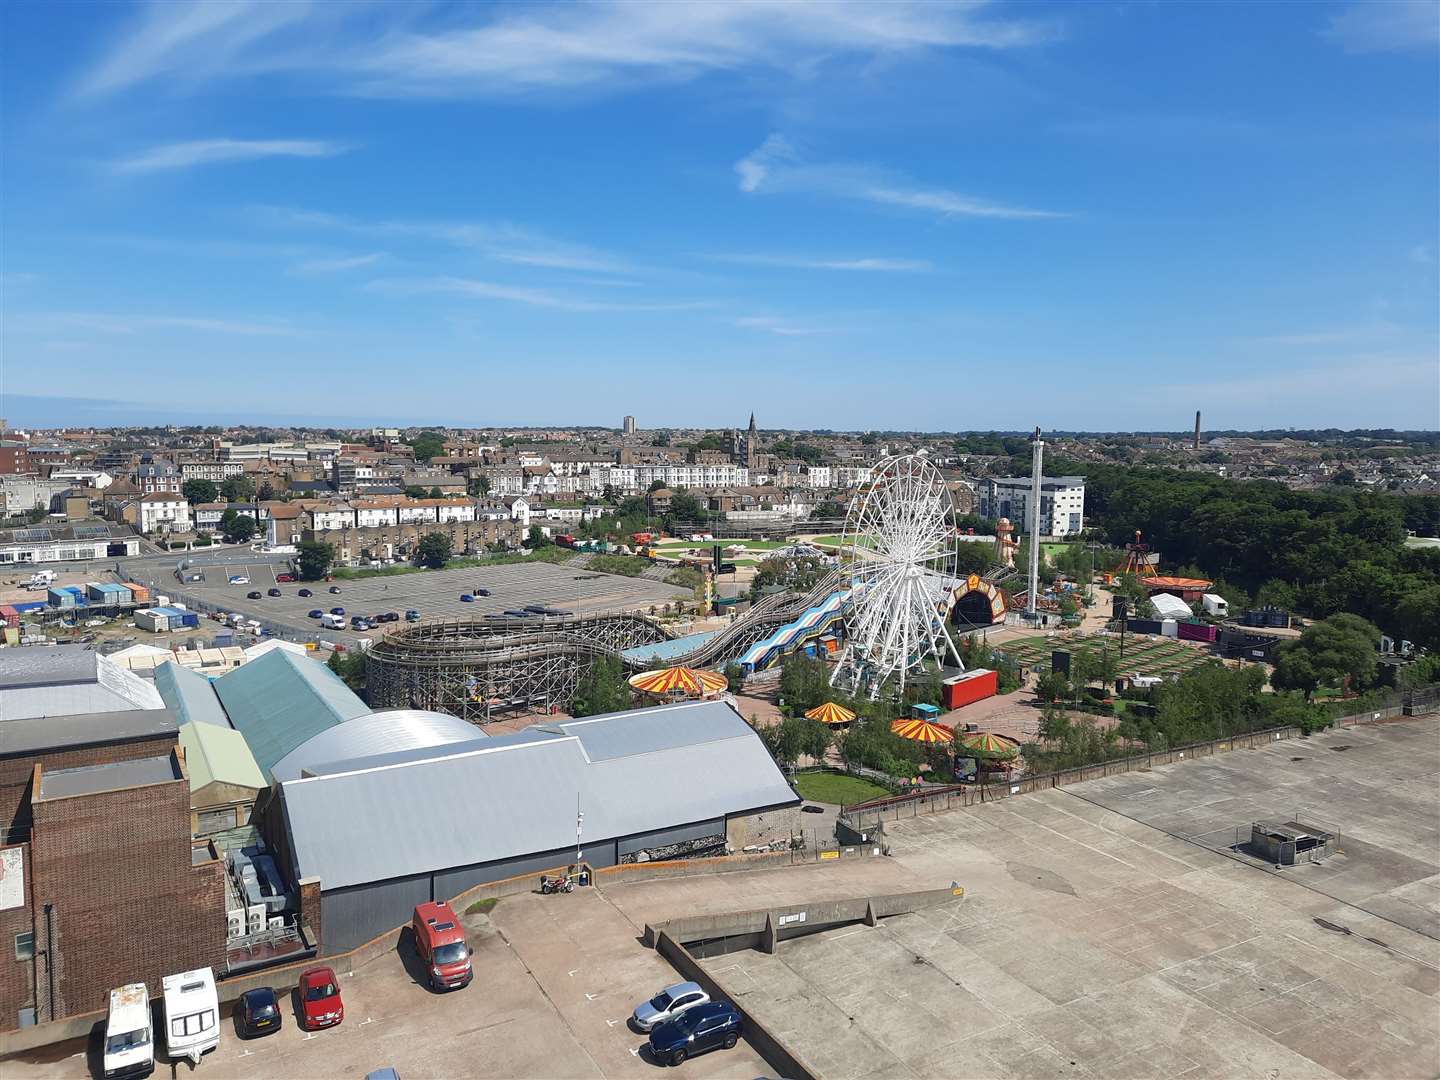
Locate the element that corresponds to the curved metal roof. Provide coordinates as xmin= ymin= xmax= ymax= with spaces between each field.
xmin=269 ymin=708 xmax=482 ymax=783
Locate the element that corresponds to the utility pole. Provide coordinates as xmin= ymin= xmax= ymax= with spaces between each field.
xmin=1026 ymin=427 xmax=1044 ymax=623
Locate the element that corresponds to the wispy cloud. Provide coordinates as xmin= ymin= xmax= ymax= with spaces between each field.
xmin=290 ymin=253 xmax=385 ymax=274
xmin=1323 ymin=1 xmax=1440 ymax=52
xmin=735 ymin=315 xmax=829 ymax=336
xmin=112 ymin=138 xmax=351 ymax=174
xmin=256 ymin=205 xmax=634 ymax=274
xmin=18 ymin=311 xmax=297 ymax=336
xmin=367 ymin=276 xmax=712 ymax=314
xmin=734 ymin=134 xmax=1064 ymax=220
xmin=706 ymin=252 xmax=932 ymax=272
xmin=73 ymin=1 xmax=1055 ymax=102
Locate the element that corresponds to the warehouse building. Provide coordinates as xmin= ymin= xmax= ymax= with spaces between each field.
xmin=0 ymin=645 xmax=163 ymax=719
xmin=269 ymin=699 xmax=800 ymax=953
xmin=0 ymin=521 xmax=139 ymax=564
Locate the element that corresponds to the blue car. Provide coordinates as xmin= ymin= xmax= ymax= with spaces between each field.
xmin=647 ymin=1001 xmax=742 ymax=1067
xmin=330 ymin=607 xmax=345 ymax=616
xmin=460 ymin=594 xmax=475 ymax=602
xmin=308 ymin=609 xmax=324 ymax=619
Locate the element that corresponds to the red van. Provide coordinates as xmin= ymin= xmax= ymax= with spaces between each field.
xmin=412 ymin=901 xmax=473 ymax=991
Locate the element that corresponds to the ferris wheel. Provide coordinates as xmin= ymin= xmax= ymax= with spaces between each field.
xmin=830 ymin=453 xmax=963 ymax=699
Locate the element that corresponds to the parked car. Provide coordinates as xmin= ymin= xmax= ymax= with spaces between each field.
xmin=297 ymin=967 xmax=344 ymax=1031
xmin=460 ymin=594 xmax=475 ymax=603
xmin=632 ymin=982 xmax=709 ymax=1032
xmin=298 ymin=588 xmax=313 ymax=597
xmin=381 ymin=612 xmax=400 ymax=623
xmin=236 ymin=987 xmax=282 ymax=1039
xmin=330 ymin=607 xmax=345 ymax=616
xmin=473 ymin=588 xmax=491 ymax=597
xmin=329 ymin=586 xmax=342 ymax=594
xmin=228 ymin=576 xmax=250 ymax=586
xmin=405 ymin=610 xmax=420 ymax=621
xmin=267 ymin=588 xmax=282 ymax=597
xmin=647 ymin=1001 xmax=741 ymax=1066
xmin=247 ymin=591 xmax=262 ymax=600
xmin=503 ymin=609 xmax=534 ymax=618
xmin=308 ymin=609 xmax=324 ymax=619
xmin=523 ymin=605 xmax=549 ymax=614
xmin=275 ymin=574 xmax=295 ymax=583
xmin=411 ymin=901 xmax=473 ymax=991
xmin=102 ymin=982 xmax=154 ymax=1078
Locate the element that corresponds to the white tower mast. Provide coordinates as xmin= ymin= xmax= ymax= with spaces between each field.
xmin=1026 ymin=427 xmax=1044 ymax=621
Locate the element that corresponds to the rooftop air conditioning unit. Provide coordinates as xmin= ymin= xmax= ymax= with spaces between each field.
xmin=246 ymin=905 xmax=267 ymax=934
xmin=226 ymin=909 xmax=245 ymax=939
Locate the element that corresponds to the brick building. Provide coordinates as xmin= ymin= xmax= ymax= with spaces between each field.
xmin=0 ymin=709 xmax=226 ymax=1030
xmin=303 ymin=516 xmax=523 ymax=566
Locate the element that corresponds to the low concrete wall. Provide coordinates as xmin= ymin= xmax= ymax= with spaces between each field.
xmin=655 ymin=930 xmax=818 ymax=1080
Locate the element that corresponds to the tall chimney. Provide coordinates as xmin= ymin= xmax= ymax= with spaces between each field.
xmin=1193 ymin=410 xmax=1201 ymax=451
xmin=1026 ymin=426 xmax=1044 ymax=621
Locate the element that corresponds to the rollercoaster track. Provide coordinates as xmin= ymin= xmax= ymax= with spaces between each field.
xmin=363 ymin=569 xmax=850 ymax=717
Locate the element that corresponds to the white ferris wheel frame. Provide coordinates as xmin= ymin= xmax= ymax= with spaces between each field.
xmin=830 ymin=452 xmax=964 ymax=699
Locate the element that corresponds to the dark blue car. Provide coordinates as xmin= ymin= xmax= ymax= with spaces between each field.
xmin=237 ymin=986 xmax=282 ymax=1038
xmin=308 ymin=609 xmax=324 ymax=619
xmin=647 ymin=1001 xmax=741 ymax=1066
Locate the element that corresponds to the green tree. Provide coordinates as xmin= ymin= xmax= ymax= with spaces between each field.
xmin=665 ymin=491 xmax=707 ymax=525
xmin=219 ymin=475 xmax=256 ymax=503
xmin=526 ymin=525 xmax=550 ymax=549
xmin=1035 ymin=670 xmax=1069 ymax=704
xmin=1271 ymin=614 xmax=1381 ymax=700
xmin=570 ymin=655 xmax=632 ymax=717
xmin=327 ymin=650 xmax=366 ymax=697
xmin=414 ymin=532 xmax=452 ymax=568
xmin=1037 ymin=703 xmax=1072 ymax=743
xmin=296 ymin=540 xmax=334 ymax=580
xmin=468 ymin=474 xmax=492 ymax=498
xmin=749 ymin=554 xmax=829 ymax=602
xmin=404 ymin=486 xmax=430 ymax=499
xmin=429 ymin=487 xmax=443 ymax=499
xmin=220 ymin=513 xmax=257 ymax=545
xmin=181 ymin=479 xmax=217 ymax=505
xmin=723 ymin=662 xmax=745 ymax=694
xmin=409 ymin=431 xmax=446 ymax=463
xmin=256 ymin=479 xmax=276 ymax=502
xmin=778 ymin=656 xmax=833 ymax=715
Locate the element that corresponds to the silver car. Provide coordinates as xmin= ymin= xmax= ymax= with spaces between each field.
xmin=631 ymin=982 xmax=709 ymax=1032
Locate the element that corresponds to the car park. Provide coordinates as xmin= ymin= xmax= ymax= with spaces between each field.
xmin=267 ymin=588 xmax=282 ymax=597
xmin=329 ymin=586 xmax=342 ymax=594
xmin=647 ymin=1001 xmax=741 ymax=1066
xmin=247 ymin=591 xmax=262 ymax=600
xmin=631 ymin=982 xmax=709 ymax=1032
xmin=297 ymin=967 xmax=344 ymax=1031
xmin=298 ymin=588 xmax=313 ymax=597
xmin=308 ymin=609 xmax=324 ymax=619
xmin=236 ymin=987 xmax=282 ymax=1038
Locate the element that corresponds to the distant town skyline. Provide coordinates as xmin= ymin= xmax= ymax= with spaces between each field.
xmin=2 ymin=1 xmax=1437 ymax=429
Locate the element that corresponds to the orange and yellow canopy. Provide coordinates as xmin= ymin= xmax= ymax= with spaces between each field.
xmin=890 ymin=717 xmax=955 ymax=744
xmin=804 ymin=702 xmax=857 ymax=726
xmin=627 ymin=666 xmax=728 ymax=697
xmin=957 ymin=731 xmax=1020 ymax=759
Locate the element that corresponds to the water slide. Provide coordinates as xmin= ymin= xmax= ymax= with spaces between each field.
xmin=738 ymin=586 xmax=850 ymax=672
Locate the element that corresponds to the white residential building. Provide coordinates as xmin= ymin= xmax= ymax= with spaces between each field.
xmin=136 ymin=494 xmax=191 ymax=534
xmin=979 ymin=476 xmax=1086 ymax=537
xmin=833 ymin=466 xmax=874 ymax=488
xmin=310 ymin=504 xmax=354 ymax=531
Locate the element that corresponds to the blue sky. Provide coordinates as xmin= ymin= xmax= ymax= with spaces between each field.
xmin=2 ymin=0 xmax=1437 ymax=431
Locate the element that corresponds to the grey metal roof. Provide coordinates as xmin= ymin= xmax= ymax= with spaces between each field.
xmin=214 ymin=649 xmax=369 ymax=780
xmin=154 ymin=661 xmax=231 ymax=729
xmin=38 ymin=755 xmax=180 ymax=799
xmin=0 ymin=647 xmax=164 ymax=720
xmin=269 ymin=709 xmax=484 ymax=783
xmin=1 ymin=708 xmax=179 ymax=758
xmin=278 ymin=700 xmax=797 ymax=891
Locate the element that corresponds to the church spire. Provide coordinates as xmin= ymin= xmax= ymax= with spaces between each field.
xmin=747 ymin=412 xmax=756 ymax=433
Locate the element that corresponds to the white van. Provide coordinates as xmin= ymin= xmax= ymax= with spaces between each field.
xmin=103 ymin=982 xmax=154 ymax=1078
xmin=161 ymin=967 xmax=219 ymax=1065
xmin=320 ymin=613 xmax=345 ymax=630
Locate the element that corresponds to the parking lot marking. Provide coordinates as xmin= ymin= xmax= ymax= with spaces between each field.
xmin=629 ymin=1047 xmax=640 ymax=1056
xmin=585 ymin=992 xmax=599 ymax=1000
xmin=607 ymin=1018 xmax=620 ymax=1027
xmin=567 ymin=969 xmax=580 ymax=977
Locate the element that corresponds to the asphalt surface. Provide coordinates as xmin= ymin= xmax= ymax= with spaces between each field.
xmin=119 ymin=561 xmax=689 ymax=648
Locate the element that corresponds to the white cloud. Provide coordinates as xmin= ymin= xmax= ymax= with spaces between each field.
xmin=73 ymin=1 xmax=1054 ymax=101
xmin=367 ymin=276 xmax=712 ymax=313
xmin=735 ymin=315 xmax=828 ymax=336
xmin=734 ymin=135 xmax=1064 ymax=220
xmin=1323 ymin=1 xmax=1440 ymax=53
xmin=112 ymin=138 xmax=350 ymax=174
xmin=706 ymin=252 xmax=932 ymax=272
xmin=22 ymin=311 xmax=297 ymax=336
xmin=291 ymin=253 xmax=385 ymax=274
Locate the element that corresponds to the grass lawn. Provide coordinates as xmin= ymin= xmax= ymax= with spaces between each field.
xmin=792 ymin=771 xmax=892 ymax=805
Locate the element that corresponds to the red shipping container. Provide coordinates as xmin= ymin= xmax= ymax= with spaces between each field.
xmin=1176 ymin=622 xmax=1217 ymax=643
xmin=943 ymin=668 xmax=998 ymax=710
xmin=0 ymin=604 xmax=18 ymax=627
